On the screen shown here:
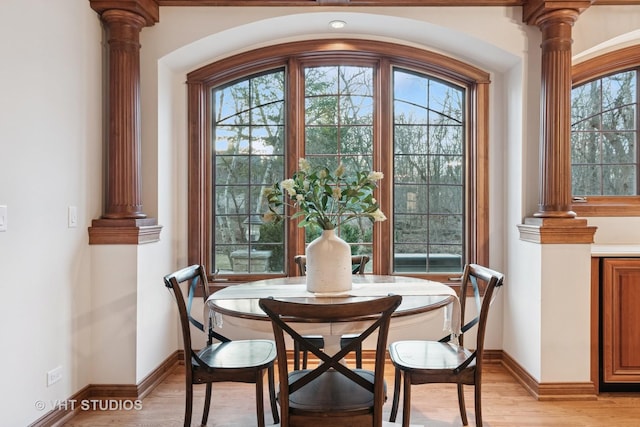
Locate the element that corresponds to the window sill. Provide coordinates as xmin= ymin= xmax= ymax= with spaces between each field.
xmin=572 ymin=196 xmax=640 ymax=217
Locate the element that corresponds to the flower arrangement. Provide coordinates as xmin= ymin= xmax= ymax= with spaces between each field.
xmin=264 ymin=158 xmax=387 ymax=230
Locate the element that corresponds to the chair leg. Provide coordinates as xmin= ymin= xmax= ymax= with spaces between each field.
xmin=268 ymin=365 xmax=279 ymax=424
xmin=402 ymin=372 xmax=412 ymax=427
xmin=184 ymin=381 xmax=193 ymax=427
xmin=474 ymin=383 xmax=482 ymax=427
xmin=302 ymin=349 xmax=308 ymax=369
xmin=201 ymin=382 xmax=213 ymax=426
xmin=355 ymin=343 xmax=363 ymax=369
xmin=255 ymin=372 xmax=266 ymax=427
xmin=457 ymin=384 xmax=468 ymax=426
xmin=389 ymin=367 xmax=401 ymax=422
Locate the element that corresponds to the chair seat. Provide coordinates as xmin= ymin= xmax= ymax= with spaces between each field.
xmin=389 ymin=340 xmax=475 ymax=373
xmin=286 ymin=369 xmax=384 ymax=413
xmin=197 ymin=339 xmax=277 ymax=369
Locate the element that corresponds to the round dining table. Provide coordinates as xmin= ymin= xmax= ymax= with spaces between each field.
xmin=205 ymin=275 xmax=460 ymax=353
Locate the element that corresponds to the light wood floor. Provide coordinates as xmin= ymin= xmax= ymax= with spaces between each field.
xmin=64 ymin=361 xmax=640 ymax=427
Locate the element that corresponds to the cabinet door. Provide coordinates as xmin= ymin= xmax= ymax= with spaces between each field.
xmin=602 ymin=258 xmax=640 ymax=384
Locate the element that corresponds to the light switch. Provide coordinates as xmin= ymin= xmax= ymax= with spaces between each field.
xmin=0 ymin=205 xmax=7 ymax=232
xmin=68 ymin=206 xmax=77 ymax=228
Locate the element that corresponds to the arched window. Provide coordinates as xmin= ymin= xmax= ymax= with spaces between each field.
xmin=187 ymin=39 xmax=490 ymax=283
xmin=571 ymin=46 xmax=640 ymax=216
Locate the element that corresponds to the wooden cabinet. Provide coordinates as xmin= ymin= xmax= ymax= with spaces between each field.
xmin=602 ymin=258 xmax=640 ymax=388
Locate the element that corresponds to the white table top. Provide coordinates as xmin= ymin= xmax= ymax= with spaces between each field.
xmin=206 ymin=275 xmax=460 ymax=337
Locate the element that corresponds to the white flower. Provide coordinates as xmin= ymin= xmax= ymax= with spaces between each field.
xmin=299 ymin=158 xmax=311 ymax=173
xmin=371 ymin=209 xmax=387 ymax=222
xmin=332 ymin=187 xmax=341 ymax=200
xmin=368 ymin=171 xmax=384 ymax=181
xmin=280 ymin=179 xmax=296 ymax=196
xmin=296 ymin=194 xmax=305 ymax=202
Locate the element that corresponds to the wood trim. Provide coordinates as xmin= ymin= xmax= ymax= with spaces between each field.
xmin=590 ymin=257 xmax=601 ymax=395
xmin=89 ymin=218 xmax=162 ymax=244
xmin=501 ymin=351 xmax=597 ymax=401
xmin=187 ymin=80 xmax=209 ymax=267
xmin=90 ymin=0 xmax=159 ymax=26
xmin=188 ymin=39 xmax=490 ymax=85
xmin=523 ymin=0 xmax=592 ymax=26
xmin=573 ymin=45 xmax=640 ymax=86
xmin=474 ymin=80 xmax=491 ymax=267
xmin=517 ymin=217 xmax=597 ymax=244
xmin=572 ymin=197 xmax=640 ymax=217
xmin=28 ymin=351 xmax=180 ymax=427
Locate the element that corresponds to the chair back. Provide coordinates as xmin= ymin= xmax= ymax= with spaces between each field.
xmin=452 ymin=264 xmax=504 ymax=368
xmin=163 ymin=265 xmax=230 ymax=361
xmin=294 ymin=254 xmax=370 ymax=275
xmin=259 ymin=294 xmax=402 ymax=426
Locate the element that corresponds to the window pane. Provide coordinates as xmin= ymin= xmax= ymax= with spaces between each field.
xmin=572 ymin=70 xmax=639 ymax=196
xmin=393 ymin=68 xmax=465 ymax=274
xmin=306 ymin=127 xmax=339 ymax=153
xmin=603 ymin=165 xmax=636 ymax=195
xmin=603 ymin=131 xmax=635 ymax=164
xmin=304 ymin=65 xmax=376 ymax=255
xmin=212 ymin=69 xmax=285 ymax=274
xmin=571 ymin=132 xmax=600 ymax=164
xmin=340 ymin=126 xmax=373 ymax=154
xmin=340 ymin=95 xmax=373 ymax=125
xmin=572 ymin=165 xmax=602 ymax=195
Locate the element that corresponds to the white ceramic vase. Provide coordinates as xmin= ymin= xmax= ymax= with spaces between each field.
xmin=305 ymin=229 xmax=353 ymax=294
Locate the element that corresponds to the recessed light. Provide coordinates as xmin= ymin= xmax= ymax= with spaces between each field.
xmin=329 ymin=20 xmax=346 ymax=29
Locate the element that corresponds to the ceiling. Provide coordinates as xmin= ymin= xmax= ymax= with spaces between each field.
xmin=157 ymin=0 xmax=638 ymax=6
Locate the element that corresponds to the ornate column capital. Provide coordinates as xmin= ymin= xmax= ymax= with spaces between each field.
xmin=89 ymin=0 xmax=159 ymax=27
xmin=523 ymin=0 xmax=593 ymax=26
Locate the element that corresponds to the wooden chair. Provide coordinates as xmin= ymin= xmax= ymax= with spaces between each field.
xmin=388 ymin=264 xmax=504 ymax=427
xmin=164 ymin=265 xmax=279 ymax=427
xmin=292 ymin=254 xmax=369 ymax=369
xmin=259 ymin=294 xmax=402 ymax=427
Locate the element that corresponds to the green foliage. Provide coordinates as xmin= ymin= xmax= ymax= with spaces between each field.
xmin=264 ymin=158 xmax=387 ymax=230
xmin=254 ymin=221 xmax=284 ymax=272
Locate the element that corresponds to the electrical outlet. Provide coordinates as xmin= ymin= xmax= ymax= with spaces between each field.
xmin=47 ymin=366 xmax=62 ymax=387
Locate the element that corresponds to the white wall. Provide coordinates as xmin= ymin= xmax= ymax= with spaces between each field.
xmin=0 ymin=1 xmax=102 ymax=425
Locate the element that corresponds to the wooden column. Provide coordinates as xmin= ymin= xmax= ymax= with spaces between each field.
xmin=519 ymin=1 xmax=596 ymax=243
xmin=534 ymin=9 xmax=578 ymax=219
xmin=103 ymin=10 xmax=146 ymax=220
xmin=88 ymin=0 xmax=161 ymax=244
